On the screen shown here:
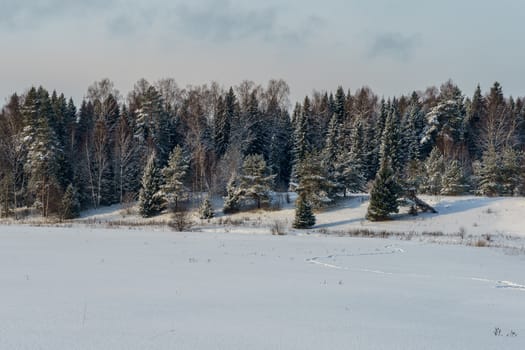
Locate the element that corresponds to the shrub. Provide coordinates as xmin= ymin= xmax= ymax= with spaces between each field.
xmin=270 ymin=220 xmax=287 ymax=235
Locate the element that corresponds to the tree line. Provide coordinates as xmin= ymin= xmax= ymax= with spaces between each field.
xmin=0 ymin=78 xmax=524 ymax=220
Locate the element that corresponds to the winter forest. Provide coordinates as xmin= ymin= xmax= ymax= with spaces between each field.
xmin=1 ymin=78 xmax=524 ymax=223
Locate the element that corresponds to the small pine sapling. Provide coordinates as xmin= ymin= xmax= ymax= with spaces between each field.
xmin=199 ymin=197 xmax=214 ymax=220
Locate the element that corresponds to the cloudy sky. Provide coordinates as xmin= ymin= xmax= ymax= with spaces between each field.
xmin=1 ymin=0 xmax=524 ymax=104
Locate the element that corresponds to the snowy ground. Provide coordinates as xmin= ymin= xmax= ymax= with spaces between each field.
xmin=1 ymin=224 xmax=524 ymax=350
xmin=69 ymin=195 xmax=525 ymax=241
xmin=1 ymin=196 xmax=524 ymax=349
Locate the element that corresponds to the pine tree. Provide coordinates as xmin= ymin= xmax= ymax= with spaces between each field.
xmin=500 ymin=148 xmax=524 ymax=196
xmin=323 ymin=114 xmax=342 ymax=195
xmin=295 ymin=152 xmax=334 ymax=208
xmin=138 ymin=153 xmax=165 ymax=217
xmin=244 ymin=91 xmax=266 ymax=157
xmin=421 ymin=85 xmax=465 ymax=159
xmin=293 ymin=98 xmax=312 ymax=165
xmin=21 ymin=87 xmax=62 ymax=216
xmin=465 ymin=85 xmax=486 ymax=160
xmin=402 ymin=92 xmax=424 ymax=163
xmin=292 ymin=194 xmax=315 ymax=229
xmin=379 ymin=100 xmax=403 ymax=174
xmin=366 ymin=158 xmax=401 ymax=221
xmin=421 ymin=147 xmax=445 ymax=195
xmin=214 ymin=95 xmax=229 ymax=158
xmin=223 ymin=176 xmax=240 ymax=214
xmin=441 ymin=160 xmax=466 ymax=195
xmin=268 ymin=109 xmax=293 ymax=190
xmin=161 ymin=146 xmax=189 ymax=212
xmin=237 ymin=154 xmax=275 ymax=209
xmin=60 ymin=184 xmax=80 ymax=220
xmin=199 ymin=197 xmax=214 ymax=219
xmin=475 ymin=149 xmax=502 ymax=196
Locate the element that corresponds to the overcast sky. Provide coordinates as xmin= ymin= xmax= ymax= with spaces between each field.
xmin=1 ymin=0 xmax=524 ymax=104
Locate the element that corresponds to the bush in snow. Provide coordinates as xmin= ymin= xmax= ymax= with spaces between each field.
xmin=169 ymin=208 xmax=193 ymax=232
xmin=271 ymin=220 xmax=287 ymax=235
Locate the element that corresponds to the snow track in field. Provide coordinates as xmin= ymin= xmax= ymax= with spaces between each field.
xmin=471 ymin=278 xmax=525 ymax=292
xmin=307 ymin=247 xmax=525 ymax=293
xmin=305 ymin=245 xmax=404 ymax=275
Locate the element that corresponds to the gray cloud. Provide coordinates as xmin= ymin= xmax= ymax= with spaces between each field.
xmin=174 ymin=1 xmax=277 ymax=42
xmin=171 ymin=0 xmax=318 ymax=44
xmin=0 ymin=0 xmax=116 ymax=29
xmin=0 ymin=0 xmax=322 ymax=46
xmin=368 ymin=33 xmax=421 ymax=61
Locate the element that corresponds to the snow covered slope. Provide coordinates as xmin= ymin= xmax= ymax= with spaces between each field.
xmin=0 ymin=225 xmax=523 ymax=349
xmin=71 ymin=195 xmax=525 ymax=240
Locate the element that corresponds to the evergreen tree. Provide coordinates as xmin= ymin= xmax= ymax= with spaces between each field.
xmin=244 ymin=91 xmax=266 ymax=157
xmin=161 ymin=146 xmax=189 ymax=211
xmin=60 ymin=184 xmax=80 ymax=220
xmin=366 ymin=158 xmax=401 ymax=221
xmin=138 ymin=153 xmax=165 ymax=217
xmin=421 ymin=85 xmax=465 ymax=159
xmin=223 ymin=176 xmax=240 ymax=214
xmin=500 ymin=148 xmax=524 ymax=196
xmin=237 ymin=154 xmax=275 ymax=209
xmin=214 ymin=88 xmax=238 ymax=159
xmin=199 ymin=197 xmax=214 ymax=219
xmin=292 ymin=194 xmax=315 ymax=229
xmin=268 ymin=110 xmax=293 ymax=190
xmin=420 ymin=147 xmax=445 ymax=195
xmin=21 ymin=87 xmax=62 ymax=216
xmin=379 ymin=100 xmax=403 ymax=173
xmin=322 ymin=114 xmax=341 ymax=194
xmin=441 ymin=160 xmax=466 ymax=195
xmin=465 ymin=85 xmax=486 ymax=160
xmin=475 ymin=149 xmax=502 ymax=196
xmin=295 ymin=152 xmax=334 ymax=208
xmin=402 ymin=92 xmax=425 ymax=163
xmin=214 ymin=95 xmax=229 ymax=158
xmin=336 ymin=147 xmax=366 ymax=196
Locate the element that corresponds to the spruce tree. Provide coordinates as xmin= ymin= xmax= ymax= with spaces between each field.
xmin=500 ymin=148 xmax=524 ymax=196
xmin=465 ymin=85 xmax=486 ymax=160
xmin=138 ymin=153 xmax=165 ymax=218
xmin=214 ymin=95 xmax=229 ymax=158
xmin=295 ymin=152 xmax=334 ymax=208
xmin=223 ymin=176 xmax=240 ymax=214
xmin=322 ymin=114 xmax=341 ymax=194
xmin=475 ymin=149 xmax=502 ymax=196
xmin=60 ymin=184 xmax=80 ymax=220
xmin=421 ymin=148 xmax=445 ymax=195
xmin=292 ymin=194 xmax=315 ymax=229
xmin=441 ymin=160 xmax=466 ymax=195
xmin=21 ymin=87 xmax=62 ymax=216
xmin=244 ymin=91 xmax=267 ymax=157
xmin=268 ymin=110 xmax=293 ymax=190
xmin=237 ymin=154 xmax=275 ymax=209
xmin=162 ymin=146 xmax=189 ymax=212
xmin=199 ymin=197 xmax=214 ymax=219
xmin=366 ymin=158 xmax=401 ymax=221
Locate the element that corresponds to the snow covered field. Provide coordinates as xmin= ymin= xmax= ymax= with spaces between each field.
xmin=1 ymin=222 xmax=524 ymax=349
